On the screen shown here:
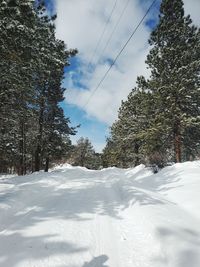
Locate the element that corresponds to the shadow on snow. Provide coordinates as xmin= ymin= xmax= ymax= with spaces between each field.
xmin=0 ymin=165 xmax=196 ymax=266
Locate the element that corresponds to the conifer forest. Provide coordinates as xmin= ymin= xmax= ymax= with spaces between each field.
xmin=0 ymin=1 xmax=200 ymax=266
xmin=0 ymin=0 xmax=77 ymax=174
xmin=103 ymin=0 xmax=200 ymax=168
xmin=0 ymin=0 xmax=200 ymax=173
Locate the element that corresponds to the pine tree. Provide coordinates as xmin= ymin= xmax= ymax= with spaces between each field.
xmin=146 ymin=0 xmax=200 ymax=162
xmin=0 ymin=0 xmax=40 ymax=174
xmin=0 ymin=0 xmax=78 ymax=174
xmin=33 ymin=20 xmax=77 ymax=172
xmin=103 ymin=77 xmax=166 ymax=167
xmin=105 ymin=0 xmax=200 ymax=167
xmin=102 ymin=138 xmax=122 ymax=167
xmin=70 ymin=138 xmax=96 ymax=169
xmin=110 ymin=77 xmax=152 ymax=167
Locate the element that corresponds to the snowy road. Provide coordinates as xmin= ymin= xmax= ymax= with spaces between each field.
xmin=0 ymin=162 xmax=200 ymax=267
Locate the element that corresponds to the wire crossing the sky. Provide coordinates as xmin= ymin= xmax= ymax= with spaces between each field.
xmin=83 ymin=0 xmax=157 ymax=108
xmin=95 ymin=0 xmax=131 ymax=66
xmin=87 ymin=0 xmax=118 ymax=69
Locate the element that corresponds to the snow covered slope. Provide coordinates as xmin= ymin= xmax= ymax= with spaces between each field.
xmin=0 ymin=162 xmax=200 ymax=267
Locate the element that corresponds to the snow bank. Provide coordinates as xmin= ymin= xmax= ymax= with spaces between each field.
xmin=0 ymin=173 xmax=16 ymax=180
xmin=0 ymin=161 xmax=199 ymax=267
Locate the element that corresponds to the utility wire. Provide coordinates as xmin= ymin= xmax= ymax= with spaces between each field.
xmin=87 ymin=0 xmax=118 ymax=69
xmin=83 ymin=0 xmax=157 ymax=108
xmin=95 ymin=0 xmax=131 ymax=66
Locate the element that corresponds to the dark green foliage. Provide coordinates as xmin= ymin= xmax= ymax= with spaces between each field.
xmin=103 ymin=0 xmax=200 ymax=168
xmin=146 ymin=0 xmax=200 ymax=163
xmin=69 ymin=138 xmax=102 ymax=170
xmin=0 ymin=0 xmax=77 ymax=174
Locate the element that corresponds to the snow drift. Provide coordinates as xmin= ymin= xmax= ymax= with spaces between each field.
xmin=0 ymin=161 xmax=200 ymax=267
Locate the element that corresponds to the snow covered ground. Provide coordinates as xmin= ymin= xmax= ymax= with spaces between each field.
xmin=0 ymin=161 xmax=200 ymax=267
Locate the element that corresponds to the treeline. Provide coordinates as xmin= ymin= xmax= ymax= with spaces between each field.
xmin=67 ymin=138 xmax=102 ymax=170
xmin=102 ymin=0 xmax=200 ymax=168
xmin=0 ymin=0 xmax=77 ymax=174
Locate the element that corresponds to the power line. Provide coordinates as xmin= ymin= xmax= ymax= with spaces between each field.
xmin=87 ymin=0 xmax=118 ymax=69
xmin=95 ymin=0 xmax=131 ymax=66
xmin=83 ymin=0 xmax=157 ymax=108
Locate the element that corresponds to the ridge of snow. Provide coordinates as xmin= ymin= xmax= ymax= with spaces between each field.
xmin=0 ymin=161 xmax=199 ymax=266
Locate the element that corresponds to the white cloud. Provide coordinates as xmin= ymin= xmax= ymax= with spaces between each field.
xmin=55 ymin=0 xmax=200 ymax=126
xmin=55 ymin=0 xmax=151 ymax=125
xmin=184 ymin=0 xmax=200 ymax=26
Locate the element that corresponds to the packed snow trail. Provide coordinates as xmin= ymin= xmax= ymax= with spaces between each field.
xmin=0 ymin=162 xmax=200 ymax=267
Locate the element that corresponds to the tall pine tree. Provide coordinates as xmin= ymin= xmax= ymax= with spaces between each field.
xmin=146 ymin=0 xmax=200 ymax=162
xmin=104 ymin=0 xmax=200 ymax=167
xmin=0 ymin=0 xmax=77 ymax=174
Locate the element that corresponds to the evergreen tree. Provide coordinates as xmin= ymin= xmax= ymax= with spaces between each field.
xmin=0 ymin=0 xmax=77 ymax=174
xmin=102 ymin=138 xmax=121 ymax=167
xmin=146 ymin=0 xmax=200 ymax=162
xmin=0 ymin=0 xmax=40 ymax=173
xmin=104 ymin=0 xmax=200 ymax=167
xmin=110 ymin=77 xmax=153 ymax=167
xmin=69 ymin=138 xmax=97 ymax=169
xmin=103 ymin=77 xmax=168 ymax=168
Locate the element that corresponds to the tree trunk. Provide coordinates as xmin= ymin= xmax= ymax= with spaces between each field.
xmin=24 ymin=127 xmax=27 ymax=175
xmin=174 ymin=125 xmax=181 ymax=163
xmin=19 ymin=121 xmax=25 ymax=175
xmin=34 ymin=96 xmax=45 ymax=172
xmin=134 ymin=142 xmax=140 ymax=166
xmin=31 ymin=154 xmax=34 ymax=173
xmin=45 ymin=157 xmax=49 ymax=172
xmin=35 ymin=145 xmax=41 ymax=171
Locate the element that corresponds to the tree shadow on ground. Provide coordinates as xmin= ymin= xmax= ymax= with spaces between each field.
xmin=82 ymin=255 xmax=109 ymax=267
xmin=0 ymin=232 xmax=88 ymax=267
xmin=126 ymin=166 xmax=183 ymax=193
xmin=0 ymin=165 xmax=187 ymax=266
xmin=153 ymin=226 xmax=200 ymax=267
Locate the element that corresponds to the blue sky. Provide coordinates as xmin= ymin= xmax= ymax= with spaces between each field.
xmin=62 ymin=56 xmax=110 ymax=152
xmin=46 ymin=0 xmax=199 ymax=152
xmin=45 ymin=0 xmax=115 ymax=151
